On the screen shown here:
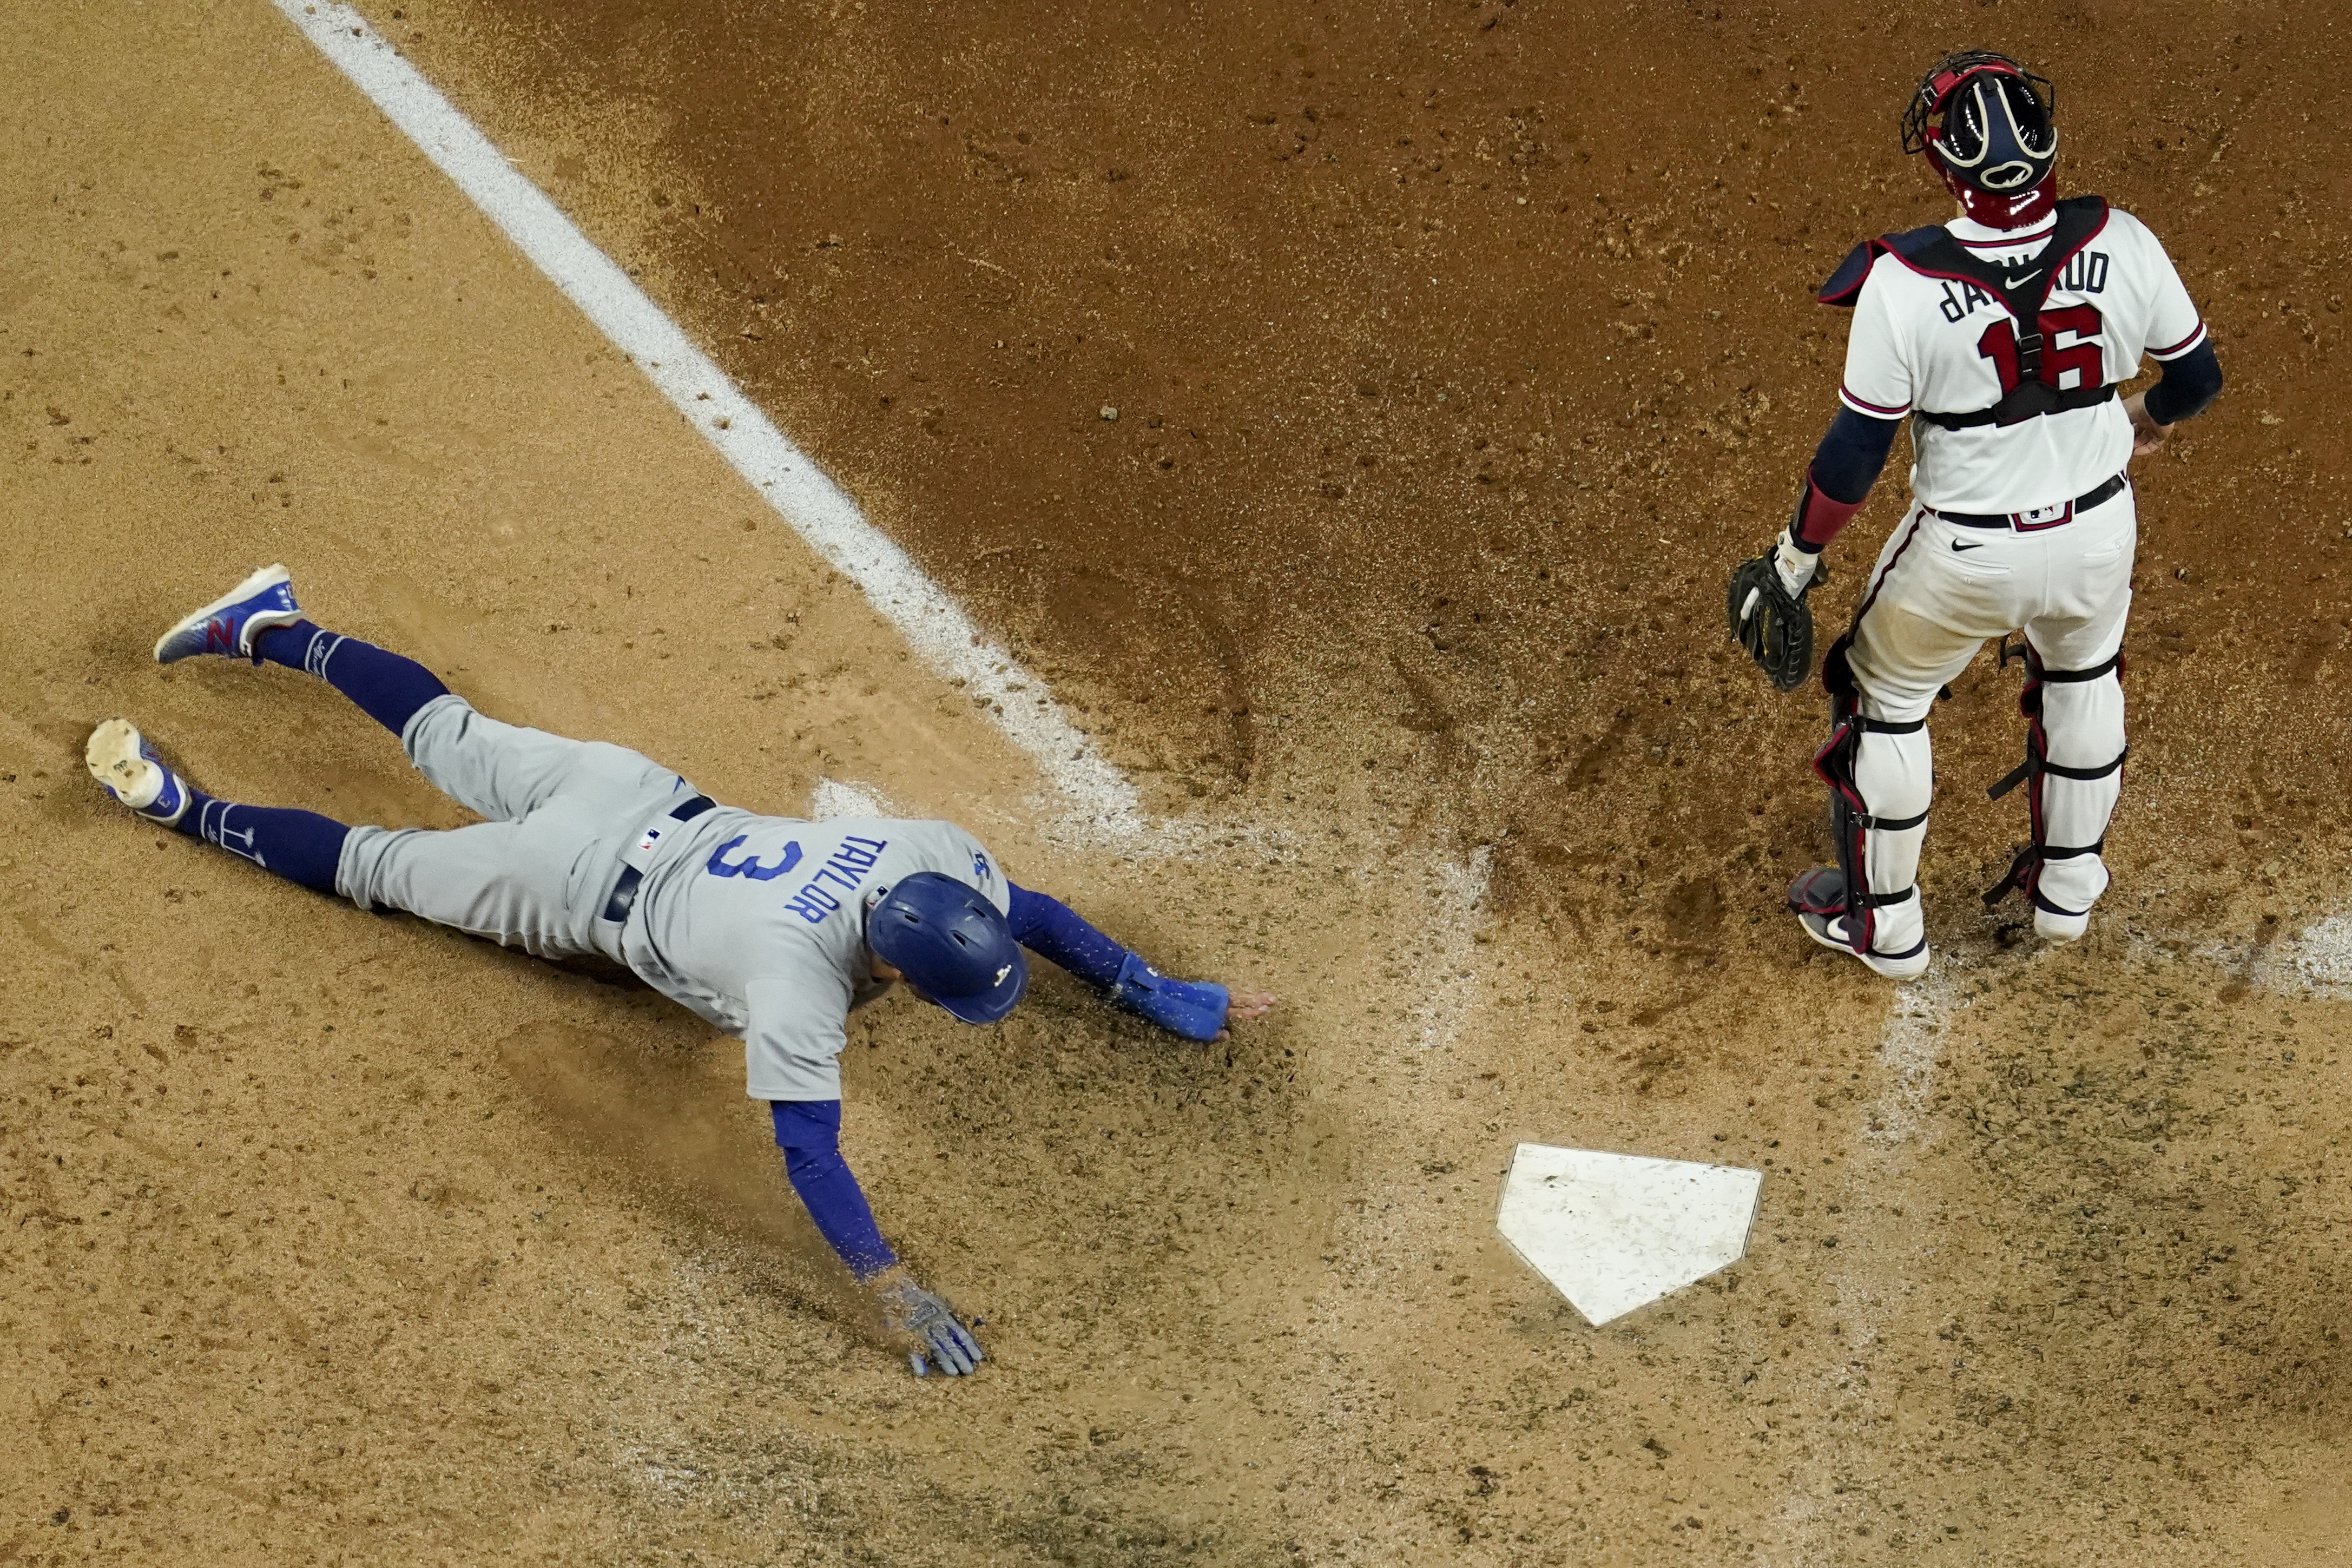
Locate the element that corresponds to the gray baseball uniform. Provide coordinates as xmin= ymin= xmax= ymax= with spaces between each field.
xmin=339 ymin=694 xmax=1007 ymax=1101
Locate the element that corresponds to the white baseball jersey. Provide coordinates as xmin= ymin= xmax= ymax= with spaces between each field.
xmin=1837 ymin=205 xmax=2206 ymax=513
xmin=617 ymin=811 xmax=1009 ymax=1102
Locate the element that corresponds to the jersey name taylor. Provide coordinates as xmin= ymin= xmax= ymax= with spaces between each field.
xmin=613 ymin=808 xmax=1007 ymax=1104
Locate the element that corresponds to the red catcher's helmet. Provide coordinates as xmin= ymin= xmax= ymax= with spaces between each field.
xmin=1902 ymin=50 xmax=2058 ymax=230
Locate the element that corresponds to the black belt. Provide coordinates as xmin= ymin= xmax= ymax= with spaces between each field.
xmin=1933 ymin=472 xmax=2127 ymax=531
xmin=599 ymin=793 xmax=715 ymax=924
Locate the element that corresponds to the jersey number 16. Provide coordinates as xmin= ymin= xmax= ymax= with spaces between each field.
xmin=1975 ymin=305 xmax=2105 ymax=395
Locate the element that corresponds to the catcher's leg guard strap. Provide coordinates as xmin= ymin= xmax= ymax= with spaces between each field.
xmin=2030 ymin=655 xmax=2125 ymax=917
xmin=1985 ymin=649 xmax=2125 ymax=914
xmin=1813 ymin=704 xmax=1933 ymax=955
xmin=1987 ymin=651 xmax=2125 ymax=798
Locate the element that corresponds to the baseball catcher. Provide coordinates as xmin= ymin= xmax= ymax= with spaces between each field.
xmin=1730 ymin=50 xmax=2223 ymax=976
xmin=88 ymin=565 xmax=1276 ymax=1375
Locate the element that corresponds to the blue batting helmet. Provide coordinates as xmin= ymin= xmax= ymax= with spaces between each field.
xmin=867 ymin=872 xmax=1027 ymax=1025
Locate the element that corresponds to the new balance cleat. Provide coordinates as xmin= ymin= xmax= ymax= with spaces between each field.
xmin=86 ymin=719 xmax=193 ymax=827
xmin=1796 ymin=910 xmax=1932 ymax=980
xmin=154 ymin=563 xmax=303 ymax=664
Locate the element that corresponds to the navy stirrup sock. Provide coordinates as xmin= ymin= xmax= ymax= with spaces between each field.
xmin=169 ymin=618 xmax=412 ymax=891
xmin=256 ymin=620 xmax=450 ymax=737
xmin=173 ymin=791 xmax=350 ymax=893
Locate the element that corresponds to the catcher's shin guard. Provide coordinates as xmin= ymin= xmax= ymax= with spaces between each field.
xmin=1985 ymin=645 xmax=2126 ymax=925
xmin=1798 ymin=639 xmax=1933 ymax=960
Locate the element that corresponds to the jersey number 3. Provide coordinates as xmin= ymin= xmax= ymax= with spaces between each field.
xmin=1975 ymin=305 xmax=2105 ymax=394
xmin=707 ymin=836 xmax=804 ymax=881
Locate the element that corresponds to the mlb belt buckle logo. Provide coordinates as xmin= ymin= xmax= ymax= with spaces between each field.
xmin=635 ymin=825 xmax=666 ymax=856
xmin=2012 ymin=499 xmax=2074 ymax=531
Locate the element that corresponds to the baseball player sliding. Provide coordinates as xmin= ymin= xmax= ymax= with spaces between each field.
xmin=1730 ymin=50 xmax=2224 ymax=977
xmin=88 ymin=566 xmax=1275 ymax=1376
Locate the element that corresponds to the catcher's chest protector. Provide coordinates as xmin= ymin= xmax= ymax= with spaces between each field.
xmin=1820 ymin=196 xmax=2115 ymax=429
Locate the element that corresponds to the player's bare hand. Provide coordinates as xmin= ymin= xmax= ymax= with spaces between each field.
xmin=2123 ymin=391 xmax=2170 ymax=456
xmin=1214 ymin=989 xmax=1277 ymax=1042
xmin=871 ymin=1265 xmax=984 ymax=1377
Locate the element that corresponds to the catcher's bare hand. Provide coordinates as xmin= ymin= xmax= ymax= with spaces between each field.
xmin=2123 ymin=391 xmax=2170 ymax=456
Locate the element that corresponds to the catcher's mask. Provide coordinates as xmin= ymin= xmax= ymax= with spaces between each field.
xmin=1902 ymin=50 xmax=2057 ymax=230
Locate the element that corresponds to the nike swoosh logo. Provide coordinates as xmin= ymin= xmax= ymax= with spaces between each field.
xmin=2004 ymin=269 xmax=2042 ymax=288
xmin=1951 ymin=539 xmax=1987 ymax=552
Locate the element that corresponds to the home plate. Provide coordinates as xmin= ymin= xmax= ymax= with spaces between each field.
xmin=1494 ymin=1144 xmax=1764 ymax=1326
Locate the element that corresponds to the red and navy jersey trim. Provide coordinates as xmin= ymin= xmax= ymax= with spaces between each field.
xmin=1837 ymin=385 xmax=1910 ymax=418
xmin=2150 ymin=320 xmax=2208 ymax=360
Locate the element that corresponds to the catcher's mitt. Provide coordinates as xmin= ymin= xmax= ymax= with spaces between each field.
xmin=1727 ymin=547 xmax=1818 ymax=691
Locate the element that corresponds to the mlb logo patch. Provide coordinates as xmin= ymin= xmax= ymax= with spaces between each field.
xmin=636 ymin=826 xmax=665 ymax=854
xmin=2013 ymin=500 xmax=2073 ymax=530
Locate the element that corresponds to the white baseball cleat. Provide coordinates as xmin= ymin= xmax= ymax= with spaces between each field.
xmin=1796 ymin=910 xmax=1932 ymax=980
xmin=86 ymin=719 xmax=193 ymax=827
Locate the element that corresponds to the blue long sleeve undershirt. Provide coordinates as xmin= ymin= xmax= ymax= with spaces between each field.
xmin=771 ymin=883 xmax=1138 ymax=1277
xmin=770 ymin=1099 xmax=898 ymax=1280
xmin=2143 ymin=340 xmax=2223 ymax=427
xmin=1005 ymin=881 xmax=1130 ymax=987
xmin=1810 ymin=406 xmax=1903 ymax=509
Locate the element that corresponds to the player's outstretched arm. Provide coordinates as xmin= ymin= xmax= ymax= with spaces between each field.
xmin=770 ymin=1099 xmax=985 ymax=1376
xmin=1003 ymin=882 xmax=1275 ymax=1042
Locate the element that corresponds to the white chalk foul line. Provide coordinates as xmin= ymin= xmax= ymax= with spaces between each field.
xmin=1415 ymin=847 xmax=1490 ymax=1049
xmin=1768 ymin=973 xmax=1960 ymax=1561
xmin=269 ymin=1 xmax=1144 ymax=839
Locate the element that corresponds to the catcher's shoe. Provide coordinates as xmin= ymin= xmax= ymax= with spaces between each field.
xmin=86 ymin=719 xmax=193 ymax=827
xmin=1788 ymin=868 xmax=1930 ymax=979
xmin=2033 ymin=905 xmax=2090 ymax=943
xmin=154 ymin=563 xmax=303 ymax=664
xmin=1796 ymin=910 xmax=1931 ymax=979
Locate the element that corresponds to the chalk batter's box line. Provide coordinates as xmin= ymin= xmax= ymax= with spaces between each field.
xmin=268 ymin=1 xmax=1143 ymax=836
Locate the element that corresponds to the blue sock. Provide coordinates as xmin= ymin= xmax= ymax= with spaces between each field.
xmin=175 ymin=791 xmax=350 ymax=893
xmin=771 ymin=1101 xmax=898 ymax=1280
xmin=256 ymin=620 xmax=450 ymax=738
xmin=1006 ymin=883 xmax=1129 ymax=988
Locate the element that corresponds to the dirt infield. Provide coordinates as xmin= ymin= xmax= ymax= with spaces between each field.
xmin=4 ymin=1 xmax=2349 ymax=1563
